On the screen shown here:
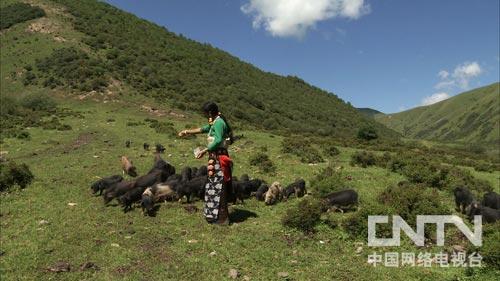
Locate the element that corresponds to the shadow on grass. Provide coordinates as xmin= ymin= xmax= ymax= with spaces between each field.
xmin=229 ymin=208 xmax=258 ymax=223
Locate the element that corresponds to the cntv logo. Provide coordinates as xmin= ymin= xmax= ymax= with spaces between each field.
xmin=368 ymin=215 xmax=482 ymax=247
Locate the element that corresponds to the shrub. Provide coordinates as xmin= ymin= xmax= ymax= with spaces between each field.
xmin=249 ymin=152 xmax=276 ymax=174
xmin=16 ymin=131 xmax=30 ymax=140
xmin=357 ymin=126 xmax=378 ymax=141
xmin=281 ymin=137 xmax=324 ymax=164
xmin=20 ymin=93 xmax=57 ymax=112
xmin=0 ymin=3 xmax=45 ymax=30
xmin=401 ymin=161 xmax=449 ymax=189
xmin=310 ymin=166 xmax=347 ymax=198
xmin=323 ymin=146 xmax=340 ymax=157
xmin=0 ymin=161 xmax=34 ymax=191
xmin=282 ymin=197 xmax=325 ymax=233
xmin=378 ymin=182 xmax=450 ymax=227
xmin=387 ymin=156 xmax=409 ymax=173
xmin=447 ymin=167 xmax=492 ymax=194
xmin=350 ymin=150 xmax=376 ymax=168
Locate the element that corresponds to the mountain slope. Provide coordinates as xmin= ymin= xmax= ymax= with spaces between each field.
xmin=0 ymin=0 xmax=398 ymax=140
xmin=356 ymin=108 xmax=383 ymax=118
xmin=375 ymin=83 xmax=499 ymax=144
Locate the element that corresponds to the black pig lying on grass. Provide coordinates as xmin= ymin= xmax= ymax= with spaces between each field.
xmin=90 ymin=175 xmax=123 ymax=195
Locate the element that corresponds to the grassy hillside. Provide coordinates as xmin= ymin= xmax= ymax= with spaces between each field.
xmin=375 ymin=83 xmax=500 ymax=144
xmin=0 ymin=0 xmax=397 ymax=140
xmin=356 ymin=108 xmax=383 ymax=118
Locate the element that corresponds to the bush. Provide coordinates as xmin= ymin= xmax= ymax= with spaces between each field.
xmin=0 ymin=3 xmax=45 ymax=30
xmin=281 ymin=137 xmax=324 ymax=164
xmin=16 ymin=131 xmax=30 ymax=140
xmin=282 ymin=197 xmax=325 ymax=233
xmin=378 ymin=182 xmax=449 ymax=227
xmin=0 ymin=161 xmax=34 ymax=191
xmin=350 ymin=151 xmax=376 ymax=168
xmin=145 ymin=119 xmax=176 ymax=136
xmin=401 ymin=161 xmax=449 ymax=189
xmin=323 ymin=146 xmax=340 ymax=157
xmin=20 ymin=93 xmax=57 ymax=112
xmin=446 ymin=167 xmax=492 ymax=194
xmin=357 ymin=126 xmax=378 ymax=141
xmin=249 ymin=152 xmax=276 ymax=174
xmin=310 ymin=166 xmax=347 ymax=198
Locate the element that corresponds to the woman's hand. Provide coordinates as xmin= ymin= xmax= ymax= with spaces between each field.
xmin=196 ymin=148 xmax=208 ymax=159
xmin=178 ymin=130 xmax=188 ymax=137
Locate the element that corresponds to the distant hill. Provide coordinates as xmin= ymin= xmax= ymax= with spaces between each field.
xmin=0 ymin=0 xmax=398 ymax=140
xmin=375 ymin=83 xmax=499 ymax=144
xmin=356 ymin=108 xmax=383 ymax=118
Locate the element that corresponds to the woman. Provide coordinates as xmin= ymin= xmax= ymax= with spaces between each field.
xmin=178 ymin=102 xmax=233 ymax=225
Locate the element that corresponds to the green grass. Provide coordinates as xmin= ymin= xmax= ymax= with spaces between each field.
xmin=1 ymin=97 xmax=499 ymax=281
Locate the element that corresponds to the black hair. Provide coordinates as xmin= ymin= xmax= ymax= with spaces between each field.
xmin=202 ymin=101 xmax=234 ymax=144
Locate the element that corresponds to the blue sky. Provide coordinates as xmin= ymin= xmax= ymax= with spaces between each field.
xmin=105 ymin=0 xmax=499 ymax=113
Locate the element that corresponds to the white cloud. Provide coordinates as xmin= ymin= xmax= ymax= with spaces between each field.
xmin=421 ymin=92 xmax=450 ymax=106
xmin=241 ymin=0 xmax=370 ymax=38
xmin=435 ymin=61 xmax=482 ymax=90
xmin=452 ymin=61 xmax=481 ymax=89
xmin=438 ymin=70 xmax=449 ymax=79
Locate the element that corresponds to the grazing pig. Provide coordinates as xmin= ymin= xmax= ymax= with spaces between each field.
xmin=468 ymin=202 xmax=500 ymax=223
xmin=255 ymin=183 xmax=268 ymax=201
xmin=265 ymin=182 xmax=283 ymax=205
xmin=180 ymin=167 xmax=192 ymax=182
xmin=143 ymin=143 xmax=150 ymax=151
xmin=230 ymin=178 xmax=264 ymax=203
xmin=239 ymin=174 xmax=250 ymax=182
xmin=135 ymin=170 xmax=165 ymax=189
xmin=177 ymin=177 xmax=207 ymax=203
xmin=196 ymin=165 xmax=208 ymax=177
xmin=482 ymin=191 xmax=500 ymax=209
xmin=90 ymin=175 xmax=123 ymax=195
xmin=323 ymin=189 xmax=358 ymax=212
xmin=104 ymin=180 xmax=136 ymax=204
xmin=153 ymin=182 xmax=178 ymax=202
xmin=121 ymin=156 xmax=138 ymax=177
xmin=141 ymin=187 xmax=155 ymax=216
xmin=453 ymin=186 xmax=474 ymax=214
xmin=119 ymin=186 xmax=147 ymax=212
xmin=167 ymin=174 xmax=182 ymax=182
xmin=148 ymin=156 xmax=176 ymax=181
xmin=191 ymin=167 xmax=198 ymax=179
xmin=283 ymin=179 xmax=307 ymax=199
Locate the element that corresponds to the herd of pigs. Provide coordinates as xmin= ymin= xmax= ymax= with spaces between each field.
xmin=90 ymin=143 xmax=359 ymax=216
xmin=90 ymin=143 xmax=499 ymax=223
xmin=453 ymin=186 xmax=500 ymax=223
